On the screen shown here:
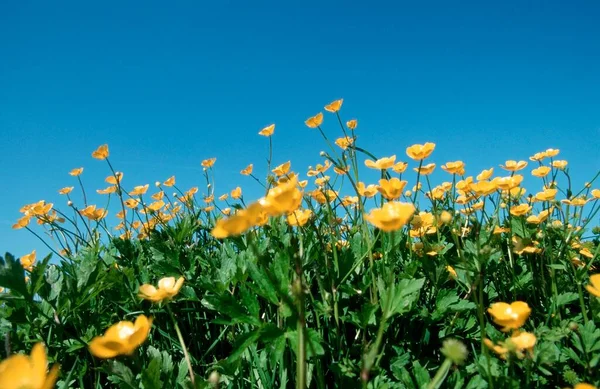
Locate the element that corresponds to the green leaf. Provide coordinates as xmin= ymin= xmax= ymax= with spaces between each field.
xmin=287 ymin=328 xmax=325 ymax=359
xmin=107 ymin=361 xmax=135 ymax=387
xmin=227 ymin=328 xmax=261 ymax=362
xmin=0 ymin=252 xmax=29 ymax=299
xmin=142 ymin=357 xmax=163 ymax=389
xmin=380 ymin=278 xmax=425 ymax=319
xmin=556 ymin=292 xmax=578 ymax=307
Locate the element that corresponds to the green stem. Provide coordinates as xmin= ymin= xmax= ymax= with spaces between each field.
xmin=166 ymin=304 xmax=196 ymax=385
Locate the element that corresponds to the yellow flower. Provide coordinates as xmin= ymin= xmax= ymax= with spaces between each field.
xmin=493 ymin=175 xmax=523 ymax=190
xmin=562 ymin=197 xmax=588 ymax=206
xmin=552 ymin=160 xmax=568 ymax=169
xmin=413 ymin=163 xmax=436 ymax=175
xmin=97 ymin=186 xmax=117 ymax=195
xmin=526 ymin=209 xmax=552 ymax=224
xmin=0 ymin=343 xmax=59 ymax=389
xmin=106 ymin=172 xmax=123 ymax=185
xmin=580 ymin=248 xmax=594 ymax=259
xmin=509 ymin=331 xmax=537 ymax=353
xmin=287 ymin=209 xmax=312 ymax=227
xmin=531 ymin=166 xmax=551 ymax=177
xmin=80 ymin=205 xmax=108 ymax=221
xmin=405 ymin=142 xmax=436 ymax=161
xmin=92 ymin=144 xmax=109 ymax=160
xmin=446 ymin=265 xmax=457 ymax=279
xmin=365 ymin=155 xmax=396 ymax=170
xmin=529 ymin=152 xmax=546 ymax=162
xmin=12 ymin=215 xmax=31 ymax=230
xmin=391 ymin=161 xmax=408 ymax=174
xmin=535 ymin=188 xmax=557 ymax=202
xmin=357 ymin=182 xmax=379 ymax=198
xmin=334 ymin=166 xmax=350 ymax=175
xmin=201 ymin=158 xmax=217 ymax=168
xmin=138 ymin=277 xmax=184 ymax=303
xmin=241 ymin=164 xmax=253 ymax=176
xmin=500 ymin=160 xmax=528 ymax=172
xmin=324 ymin=99 xmax=343 ymax=112
xmin=272 ymin=161 xmax=291 ymax=176
xmin=258 ymin=124 xmax=275 ymax=136
xmin=484 ymin=338 xmax=509 ymax=359
xmin=151 ymin=191 xmax=164 ymax=201
xmin=58 ymin=187 xmax=74 ymax=195
xmin=130 ymin=184 xmax=149 ymax=196
xmin=305 ymin=112 xmax=323 ymax=128
xmin=574 ymin=383 xmax=597 ymax=389
xmin=377 ymin=178 xmax=407 ymax=200
xmin=231 ymin=187 xmax=242 ymax=199
xmin=163 ymin=176 xmax=176 ymax=187
xmin=364 ymin=202 xmax=416 ymax=232
xmin=145 ymin=200 xmax=165 ymax=212
xmin=487 ymin=301 xmax=531 ymax=331
xmin=476 ymin=168 xmax=494 ymax=181
xmin=346 ymin=119 xmax=357 ymax=130
xmin=89 ymin=315 xmax=152 ymax=358
xmin=124 ymin=199 xmax=139 ymax=209
xmin=20 ymin=250 xmax=36 ymax=272
xmin=69 ymin=167 xmax=83 ymax=176
xmin=509 ymin=203 xmax=532 ymax=217
xmin=545 ymin=148 xmax=560 ymax=157
xmin=335 ymin=136 xmax=354 ymax=150
xmin=585 ymin=274 xmax=600 ymax=297
xmin=591 ymin=189 xmax=600 ymax=199
xmin=441 ymin=161 xmax=465 ymax=175
xmin=471 ymin=181 xmax=497 ymax=197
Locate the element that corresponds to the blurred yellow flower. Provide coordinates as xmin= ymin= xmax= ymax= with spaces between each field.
xmin=124 ymin=199 xmax=139 ymax=208
xmin=476 ymin=168 xmax=494 ymax=181
xmin=414 ymin=163 xmax=436 ymax=175
xmin=531 ymin=166 xmax=551 ymax=177
xmin=97 ymin=186 xmax=117 ymax=195
xmin=446 ymin=265 xmax=457 ymax=279
xmin=92 ymin=144 xmax=109 ymax=160
xmin=493 ymin=175 xmax=523 ymax=190
xmin=12 ymin=215 xmax=31 ymax=230
xmin=241 ymin=164 xmax=253 ymax=176
xmin=586 ymin=274 xmax=600 ymax=297
xmin=488 ymin=301 xmax=531 ymax=331
xmin=441 ymin=161 xmax=465 ymax=175
xmin=272 ymin=161 xmax=291 ymax=176
xmin=151 ymin=191 xmax=164 ymax=201
xmin=287 ymin=209 xmax=312 ymax=227
xmin=365 ymin=155 xmax=396 ymax=170
xmin=258 ymin=124 xmax=275 ymax=136
xmin=231 ymin=187 xmax=242 ymax=199
xmin=58 ymin=187 xmax=74 ymax=195
xmin=0 ymin=343 xmax=59 ymax=389
xmin=377 ymin=178 xmax=407 ymax=200
xmin=130 ymin=184 xmax=149 ymax=196
xmin=574 ymin=384 xmax=596 ymax=389
xmin=20 ymin=250 xmax=36 ymax=272
xmin=80 ymin=205 xmax=108 ymax=221
xmin=552 ymin=160 xmax=568 ymax=169
xmin=260 ymin=177 xmax=303 ymax=216
xmin=500 ymin=160 xmax=527 ymax=172
xmin=305 ymin=112 xmax=323 ymax=128
xmin=89 ymin=315 xmax=152 ymax=358
xmin=471 ymin=181 xmax=497 ymax=197
xmin=106 ymin=172 xmax=123 ymax=185
xmin=357 ymin=182 xmax=378 ymax=198
xmin=509 ymin=204 xmax=532 ymax=217
xmin=535 ymin=188 xmax=557 ymax=202
xmin=545 ymin=148 xmax=560 ymax=157
xmin=406 ymin=142 xmax=435 ymax=160
xmin=592 ymin=189 xmax=600 ymax=199
xmin=346 ymin=119 xmax=357 ymax=130
xmin=201 ymin=158 xmax=217 ymax=168
xmin=561 ymin=197 xmax=587 ymax=206
xmin=529 ymin=152 xmax=546 ymax=162
xmin=364 ymin=202 xmax=415 ymax=232
xmin=335 ymin=136 xmax=354 ymax=150
xmin=325 ymin=99 xmax=343 ymax=112
xmin=138 ymin=277 xmax=184 ymax=303
xmin=163 ymin=176 xmax=176 ymax=187
xmin=69 ymin=167 xmax=83 ymax=176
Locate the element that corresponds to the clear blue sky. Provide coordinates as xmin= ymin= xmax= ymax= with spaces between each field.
xmin=1 ymin=1 xmax=599 ymax=259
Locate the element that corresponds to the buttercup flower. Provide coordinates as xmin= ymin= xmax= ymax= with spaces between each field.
xmin=324 ymin=99 xmax=343 ymax=112
xmin=69 ymin=167 xmax=84 ymax=176
xmin=488 ymin=301 xmax=531 ymax=331
xmin=346 ymin=119 xmax=357 ymax=130
xmin=552 ymin=160 xmax=568 ymax=169
xmin=287 ymin=209 xmax=312 ymax=227
xmin=20 ymin=250 xmax=36 ymax=272
xmin=364 ymin=202 xmax=416 ymax=232
xmin=531 ymin=166 xmax=551 ymax=178
xmin=138 ymin=277 xmax=185 ymax=303
xmin=241 ymin=164 xmax=253 ymax=175
xmin=441 ymin=161 xmax=465 ymax=175
xmin=500 ymin=160 xmax=527 ymax=172
xmin=231 ymin=187 xmax=242 ymax=199
xmin=92 ymin=144 xmax=109 ymax=160
xmin=201 ymin=158 xmax=217 ymax=168
xmin=357 ymin=182 xmax=378 ymax=198
xmin=414 ymin=163 xmax=436 ymax=175
xmin=392 ymin=161 xmax=408 ymax=174
xmin=97 ymin=186 xmax=117 ymax=195
xmin=406 ymin=142 xmax=436 ymax=160
xmin=258 ymin=124 xmax=275 ymax=136
xmin=305 ymin=113 xmax=323 ymax=128
xmin=377 ymin=178 xmax=407 ymax=200
xmin=509 ymin=204 xmax=532 ymax=217
xmin=586 ymin=274 xmax=600 ymax=297
xmin=89 ymin=315 xmax=152 ymax=358
xmin=106 ymin=172 xmax=123 ymax=185
xmin=476 ymin=168 xmax=494 ymax=181
xmin=163 ymin=176 xmax=176 ymax=187
xmin=58 ymin=187 xmax=74 ymax=195
xmin=0 ymin=343 xmax=59 ymax=389
xmin=471 ymin=181 xmax=497 ymax=197
xmin=365 ymin=155 xmax=396 ymax=170
xmin=272 ymin=161 xmax=291 ymax=176
xmin=130 ymin=184 xmax=149 ymax=196
xmin=535 ymin=188 xmax=557 ymax=202
xmin=335 ymin=136 xmax=354 ymax=150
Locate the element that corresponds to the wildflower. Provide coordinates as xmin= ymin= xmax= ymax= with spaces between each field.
xmin=124 ymin=199 xmax=139 ymax=208
xmin=357 ymin=182 xmax=378 ymax=198
xmin=365 ymin=155 xmax=396 ymax=170
xmin=106 ymin=172 xmax=123 ymax=185
xmin=500 ymin=160 xmax=527 ymax=172
xmin=89 ymin=315 xmax=152 ymax=358
xmin=410 ymin=212 xmax=437 ymax=237
xmin=545 ymin=148 xmax=560 ymax=157
xmin=0 ymin=343 xmax=59 ymax=389
xmin=145 ymin=200 xmax=165 ymax=212
xmin=441 ymin=161 xmax=465 ymax=175
xmin=364 ymin=202 xmax=416 ymax=232
xmin=552 ymin=160 xmax=568 ymax=169
xmin=562 ymin=198 xmax=588 ymax=206
xmin=580 ymin=248 xmax=595 ymax=259
xmin=392 ymin=161 xmax=408 ymax=174
xmin=231 ymin=187 xmax=242 ymax=199
xmin=406 ymin=142 xmax=436 ymax=160
xmin=509 ymin=204 xmax=532 ymax=217
xmin=487 ymin=301 xmax=531 ymax=331
xmin=335 ymin=136 xmax=354 ymax=150
xmin=334 ymin=166 xmax=350 ymax=175
xmin=163 ymin=176 xmax=176 ymax=187
xmin=531 ymin=166 xmax=551 ymax=177
xmin=574 ymin=384 xmax=596 ymax=389
xmin=324 ymin=99 xmax=343 ymax=112
xmin=272 ymin=161 xmax=291 ymax=176
xmin=493 ymin=175 xmax=523 ymax=190
xmin=80 ymin=205 xmax=108 ymax=221
xmin=476 ymin=168 xmax=494 ymax=181
xmin=58 ymin=187 xmax=74 ymax=195
xmin=305 ymin=112 xmax=323 ymax=128
xmin=446 ymin=266 xmax=457 ymax=279
xmin=258 ymin=124 xmax=275 ymax=136
xmin=12 ymin=215 xmax=31 ymax=229
xmin=439 ymin=210 xmax=453 ymax=224
xmin=241 ymin=164 xmax=253 ymax=176
xmin=130 ymin=184 xmax=149 ymax=196
xmin=20 ymin=250 xmax=36 ymax=272
xmin=287 ymin=209 xmax=312 ymax=227
xmin=413 ymin=163 xmax=436 ymax=175
xmin=346 ymin=119 xmax=357 ymax=130
xmin=92 ymin=144 xmax=109 ymax=160
xmin=471 ymin=181 xmax=497 ymax=197
xmin=222 ymin=208 xmax=231 ymax=216
xmin=377 ymin=178 xmax=407 ymax=200
xmin=201 ymin=158 xmax=217 ymax=168
xmin=151 ymin=191 xmax=164 ymax=201
xmin=138 ymin=277 xmax=184 ymax=303
xmin=529 ymin=152 xmax=546 ymax=162
xmin=535 ymin=188 xmax=557 ymax=202
xmin=526 ymin=208 xmax=552 ymax=224
xmin=69 ymin=167 xmax=83 ymax=176
xmin=97 ymin=186 xmax=117 ymax=195
xmin=341 ymin=195 xmax=359 ymax=207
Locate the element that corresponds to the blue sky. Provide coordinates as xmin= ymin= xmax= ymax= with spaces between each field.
xmin=1 ymin=1 xmax=599 ymax=259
